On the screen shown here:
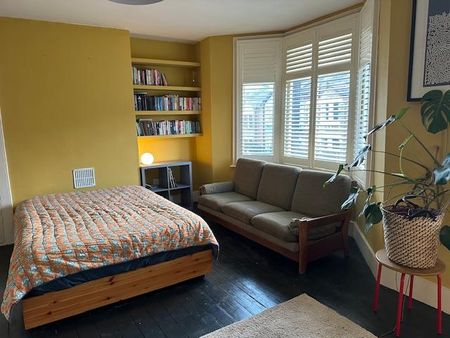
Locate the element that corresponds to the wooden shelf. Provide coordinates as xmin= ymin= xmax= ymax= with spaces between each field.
xmin=133 ymin=85 xmax=201 ymax=92
xmin=135 ymin=110 xmax=200 ymax=116
xmin=132 ymin=58 xmax=200 ymax=68
xmin=138 ymin=133 xmax=202 ymax=139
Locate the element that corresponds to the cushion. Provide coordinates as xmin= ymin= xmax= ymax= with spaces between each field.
xmin=256 ymin=163 xmax=300 ymax=209
xmin=252 ymin=211 xmax=337 ymax=242
xmin=291 ymin=170 xmax=352 ymax=217
xmin=234 ymin=158 xmax=266 ymax=199
xmin=198 ymin=192 xmax=252 ymax=211
xmin=200 ymin=181 xmax=234 ymax=195
xmin=222 ymin=201 xmax=283 ymax=224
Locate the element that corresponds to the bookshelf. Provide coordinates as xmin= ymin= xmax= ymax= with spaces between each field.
xmin=137 ymin=133 xmax=201 ymax=139
xmin=132 ymin=58 xmax=200 ymax=68
xmin=133 ymin=85 xmax=201 ymax=92
xmin=132 ymin=57 xmax=201 ymax=138
xmin=136 ymin=110 xmax=200 ymax=117
xmin=140 ymin=161 xmax=193 ymax=208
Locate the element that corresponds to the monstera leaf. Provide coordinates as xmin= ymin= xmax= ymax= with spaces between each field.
xmin=363 ymin=202 xmax=383 ymax=229
xmin=421 ymin=90 xmax=450 ymax=134
xmin=434 ymin=153 xmax=450 ymax=185
xmin=341 ymin=186 xmax=360 ymax=210
xmin=367 ymin=107 xmax=409 ymax=137
xmin=324 ymin=164 xmax=344 ymax=187
xmin=440 ymin=225 xmax=450 ymax=251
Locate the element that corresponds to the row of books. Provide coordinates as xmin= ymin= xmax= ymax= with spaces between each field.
xmin=137 ymin=119 xmax=201 ymax=136
xmin=134 ymin=94 xmax=201 ymax=111
xmin=132 ymin=67 xmax=168 ymax=86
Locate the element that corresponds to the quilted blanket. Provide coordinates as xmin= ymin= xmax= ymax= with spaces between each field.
xmin=1 ymin=186 xmax=218 ymax=319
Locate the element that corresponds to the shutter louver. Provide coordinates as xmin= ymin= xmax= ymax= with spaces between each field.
xmin=286 ymin=44 xmax=313 ymax=74
xmin=314 ymin=71 xmax=351 ymax=163
xmin=318 ymin=33 xmax=352 ymax=68
xmin=284 ymin=77 xmax=311 ymax=159
xmin=241 ymin=83 xmax=275 ymax=155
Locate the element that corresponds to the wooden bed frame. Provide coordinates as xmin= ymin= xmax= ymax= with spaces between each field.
xmin=22 ymin=250 xmax=213 ymax=329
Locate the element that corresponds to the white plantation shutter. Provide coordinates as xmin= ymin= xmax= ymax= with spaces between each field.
xmin=317 ymin=33 xmax=353 ymax=68
xmin=283 ymin=39 xmax=313 ymax=163
xmin=235 ymin=38 xmax=282 ymax=161
xmin=284 ymin=77 xmax=311 ymax=159
xmin=241 ymin=83 xmax=275 ymax=155
xmin=286 ymin=44 xmax=313 ymax=74
xmin=313 ymin=28 xmax=354 ymax=169
xmin=353 ymin=0 xmax=378 ymax=185
xmin=314 ymin=71 xmax=351 ymax=163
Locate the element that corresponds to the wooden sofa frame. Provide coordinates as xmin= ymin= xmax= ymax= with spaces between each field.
xmin=201 ymin=209 xmax=352 ymax=273
xmin=22 ymin=250 xmax=213 ymax=329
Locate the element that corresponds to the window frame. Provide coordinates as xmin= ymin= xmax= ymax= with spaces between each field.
xmin=233 ymin=4 xmax=378 ymax=187
xmin=233 ymin=36 xmax=283 ymax=164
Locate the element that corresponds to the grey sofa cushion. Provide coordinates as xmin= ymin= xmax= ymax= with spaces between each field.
xmin=291 ymin=170 xmax=352 ymax=217
xmin=198 ymin=192 xmax=252 ymax=212
xmin=234 ymin=158 xmax=266 ymax=199
xmin=252 ymin=211 xmax=337 ymax=242
xmin=200 ymin=181 xmax=234 ymax=195
xmin=256 ymin=163 xmax=300 ymax=209
xmin=222 ymin=201 xmax=283 ymax=224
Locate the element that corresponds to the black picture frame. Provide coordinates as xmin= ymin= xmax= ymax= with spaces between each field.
xmin=407 ymin=0 xmax=450 ymax=101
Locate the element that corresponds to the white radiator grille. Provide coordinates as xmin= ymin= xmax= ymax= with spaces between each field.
xmin=73 ymin=167 xmax=96 ymax=189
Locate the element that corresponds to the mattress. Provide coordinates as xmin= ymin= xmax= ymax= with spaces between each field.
xmin=1 ymin=186 xmax=218 ymax=319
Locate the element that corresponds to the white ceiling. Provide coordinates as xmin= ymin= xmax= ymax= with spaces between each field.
xmin=0 ymin=0 xmax=362 ymax=42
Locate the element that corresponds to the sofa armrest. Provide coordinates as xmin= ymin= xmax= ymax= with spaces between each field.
xmin=199 ymin=181 xmax=234 ymax=195
xmin=297 ymin=210 xmax=352 ymax=230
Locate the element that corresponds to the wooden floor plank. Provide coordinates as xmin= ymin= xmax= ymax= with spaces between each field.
xmin=1 ymin=219 xmax=449 ymax=338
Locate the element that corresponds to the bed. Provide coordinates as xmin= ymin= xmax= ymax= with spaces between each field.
xmin=1 ymin=185 xmax=218 ymax=329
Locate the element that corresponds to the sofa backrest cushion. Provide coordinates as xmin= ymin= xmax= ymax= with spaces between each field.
xmin=291 ymin=170 xmax=352 ymax=217
xmin=256 ymin=163 xmax=300 ymax=210
xmin=234 ymin=158 xmax=266 ymax=199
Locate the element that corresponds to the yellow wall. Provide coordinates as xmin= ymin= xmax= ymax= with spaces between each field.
xmin=0 ymin=17 xmax=139 ymax=204
xmin=195 ymin=36 xmax=234 ymax=187
xmin=360 ymin=0 xmax=450 ymax=286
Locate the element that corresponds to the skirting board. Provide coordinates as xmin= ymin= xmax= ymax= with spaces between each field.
xmin=349 ymin=221 xmax=450 ymax=314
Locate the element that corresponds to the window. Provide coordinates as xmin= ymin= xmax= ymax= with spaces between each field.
xmin=241 ymin=82 xmax=275 ymax=156
xmin=353 ymin=0 xmax=378 ymax=185
xmin=234 ymin=0 xmax=377 ymax=181
xmin=235 ymin=38 xmax=282 ymax=162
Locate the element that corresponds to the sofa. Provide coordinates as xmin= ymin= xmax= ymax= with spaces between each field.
xmin=198 ymin=158 xmax=353 ymax=273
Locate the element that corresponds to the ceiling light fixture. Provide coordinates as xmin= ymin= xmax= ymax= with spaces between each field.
xmin=109 ymin=0 xmax=163 ymax=5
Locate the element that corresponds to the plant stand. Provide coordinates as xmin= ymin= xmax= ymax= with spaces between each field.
xmin=372 ymin=249 xmax=445 ymax=337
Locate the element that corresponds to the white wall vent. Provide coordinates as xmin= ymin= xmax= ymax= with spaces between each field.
xmin=73 ymin=167 xmax=96 ymax=189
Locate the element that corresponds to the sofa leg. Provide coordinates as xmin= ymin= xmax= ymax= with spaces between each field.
xmin=299 ymin=259 xmax=307 ymax=274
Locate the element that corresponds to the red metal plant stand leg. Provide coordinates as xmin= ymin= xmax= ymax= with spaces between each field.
xmin=437 ymin=274 xmax=442 ymax=335
xmin=408 ymin=275 xmax=414 ymax=311
xmin=395 ymin=273 xmax=406 ymax=337
xmin=372 ymin=263 xmax=382 ymax=312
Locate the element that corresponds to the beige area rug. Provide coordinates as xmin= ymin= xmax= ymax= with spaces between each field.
xmin=202 ymin=294 xmax=376 ymax=338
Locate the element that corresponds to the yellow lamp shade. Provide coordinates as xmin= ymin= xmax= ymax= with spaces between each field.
xmin=140 ymin=152 xmax=154 ymax=165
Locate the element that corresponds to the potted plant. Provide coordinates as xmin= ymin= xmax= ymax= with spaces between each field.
xmin=326 ymin=89 xmax=450 ymax=269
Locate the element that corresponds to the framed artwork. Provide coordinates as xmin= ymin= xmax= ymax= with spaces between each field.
xmin=408 ymin=0 xmax=450 ymax=101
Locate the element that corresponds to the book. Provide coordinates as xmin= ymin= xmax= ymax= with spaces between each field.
xmin=132 ymin=66 xmax=168 ymax=86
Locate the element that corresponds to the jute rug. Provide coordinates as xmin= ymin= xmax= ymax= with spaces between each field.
xmin=202 ymin=294 xmax=376 ymax=338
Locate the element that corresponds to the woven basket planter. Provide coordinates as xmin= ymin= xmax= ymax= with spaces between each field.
xmin=382 ymin=205 xmax=445 ymax=269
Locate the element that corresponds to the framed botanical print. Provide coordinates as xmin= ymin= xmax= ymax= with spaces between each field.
xmin=408 ymin=0 xmax=450 ymax=101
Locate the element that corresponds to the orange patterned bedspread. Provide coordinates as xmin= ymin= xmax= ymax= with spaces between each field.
xmin=1 ymin=186 xmax=218 ymax=319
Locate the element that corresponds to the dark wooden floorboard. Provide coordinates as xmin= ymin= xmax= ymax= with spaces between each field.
xmin=1 ymin=220 xmax=449 ymax=337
